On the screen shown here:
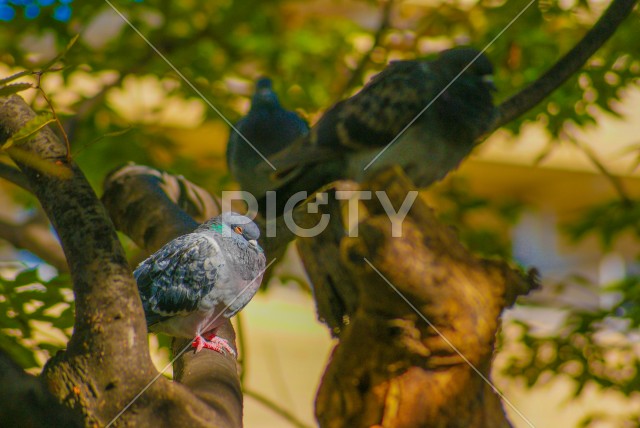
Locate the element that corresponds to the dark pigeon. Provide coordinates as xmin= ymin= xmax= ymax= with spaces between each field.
xmin=266 ymin=48 xmax=497 ymax=208
xmin=226 ymin=77 xmax=309 ymax=201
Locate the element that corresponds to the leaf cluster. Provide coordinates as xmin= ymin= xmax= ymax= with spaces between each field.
xmin=0 ymin=267 xmax=73 ymax=368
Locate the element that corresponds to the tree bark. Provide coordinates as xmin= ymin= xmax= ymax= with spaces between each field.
xmin=296 ymin=168 xmax=538 ymax=427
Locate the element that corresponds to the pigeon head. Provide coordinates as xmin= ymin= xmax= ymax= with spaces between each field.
xmin=251 ymin=77 xmax=280 ymax=109
xmin=437 ymin=48 xmax=496 ymax=91
xmin=431 ymin=47 xmax=497 ymax=141
xmin=256 ymin=77 xmax=272 ymax=90
xmin=198 ymin=212 xmax=262 ymax=248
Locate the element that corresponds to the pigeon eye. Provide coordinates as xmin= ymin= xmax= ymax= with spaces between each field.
xmin=233 ymin=226 xmax=244 ymax=235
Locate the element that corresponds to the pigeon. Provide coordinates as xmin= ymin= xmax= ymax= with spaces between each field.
xmin=226 ymin=77 xmax=309 ymax=200
xmin=267 ymin=47 xmax=497 ymax=202
xmin=134 ymin=212 xmax=266 ymax=356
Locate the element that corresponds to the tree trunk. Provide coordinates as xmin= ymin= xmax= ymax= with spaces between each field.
xmin=297 ymin=169 xmax=537 ymax=427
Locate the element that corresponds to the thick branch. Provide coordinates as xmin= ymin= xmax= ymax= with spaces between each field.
xmin=101 ymin=164 xmax=218 ymax=250
xmin=297 ymin=168 xmax=538 ymax=427
xmin=495 ymin=0 xmax=638 ymax=128
xmin=172 ymin=326 xmax=242 ymax=428
xmin=295 ymin=182 xmax=361 ymax=337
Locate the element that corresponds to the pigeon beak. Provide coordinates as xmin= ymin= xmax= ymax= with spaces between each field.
xmin=482 ymin=75 xmax=497 ymax=91
xmin=248 ymin=239 xmax=258 ymax=247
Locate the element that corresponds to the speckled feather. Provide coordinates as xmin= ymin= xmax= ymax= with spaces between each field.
xmin=134 ymin=213 xmax=266 ymax=338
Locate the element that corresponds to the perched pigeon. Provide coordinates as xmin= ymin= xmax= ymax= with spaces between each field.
xmin=226 ymin=77 xmax=309 ymax=200
xmin=134 ymin=212 xmax=266 ymax=356
xmin=267 ymin=48 xmax=497 ymax=200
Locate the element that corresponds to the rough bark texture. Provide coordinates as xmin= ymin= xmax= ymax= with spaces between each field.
xmin=0 ymin=95 xmax=240 ymax=427
xmin=102 ymin=163 xmax=222 ymax=251
xmin=306 ymin=168 xmax=538 ymax=427
xmin=0 ymin=95 xmax=151 ymax=425
xmin=172 ymin=327 xmax=242 ymax=425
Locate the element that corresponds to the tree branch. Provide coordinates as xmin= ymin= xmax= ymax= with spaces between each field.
xmin=172 ymin=327 xmax=243 ymax=428
xmin=295 ymin=182 xmax=361 ymax=337
xmin=0 ymin=211 xmax=68 ymax=272
xmin=101 ymin=163 xmax=221 ymax=250
xmin=495 ymin=0 xmax=639 ymax=129
xmin=0 ymin=94 xmax=155 ymax=424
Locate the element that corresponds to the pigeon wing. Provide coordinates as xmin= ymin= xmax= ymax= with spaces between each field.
xmin=334 ymin=60 xmax=435 ymax=150
xmin=134 ymin=234 xmax=221 ymax=326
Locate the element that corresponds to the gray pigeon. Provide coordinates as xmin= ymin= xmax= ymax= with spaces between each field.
xmin=226 ymin=77 xmax=309 ymax=200
xmin=134 ymin=212 xmax=266 ymax=355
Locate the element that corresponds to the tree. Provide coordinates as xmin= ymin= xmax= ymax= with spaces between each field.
xmin=0 ymin=0 xmax=639 ymax=426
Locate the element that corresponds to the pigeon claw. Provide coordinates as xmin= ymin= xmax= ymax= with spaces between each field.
xmin=192 ymin=334 xmax=236 ymax=357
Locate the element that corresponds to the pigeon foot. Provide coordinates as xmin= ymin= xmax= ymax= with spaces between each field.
xmin=192 ymin=333 xmax=236 ymax=357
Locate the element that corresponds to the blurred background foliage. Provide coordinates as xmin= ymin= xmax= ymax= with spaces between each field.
xmin=0 ymin=0 xmax=639 ymax=426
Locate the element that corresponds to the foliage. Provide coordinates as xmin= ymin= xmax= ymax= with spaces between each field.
xmin=501 ymin=203 xmax=640 ymax=423
xmin=433 ymin=177 xmax=525 ymax=259
xmin=0 ymin=267 xmax=74 ymax=368
xmin=564 ymin=199 xmax=640 ymax=249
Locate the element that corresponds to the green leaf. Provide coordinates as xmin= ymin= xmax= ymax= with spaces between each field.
xmin=2 ymin=113 xmax=55 ymax=150
xmin=0 ymin=334 xmax=39 ymax=369
xmin=12 ymin=268 xmax=40 ymax=287
xmin=0 ymin=83 xmax=33 ymax=97
xmin=40 ymin=34 xmax=80 ymax=73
